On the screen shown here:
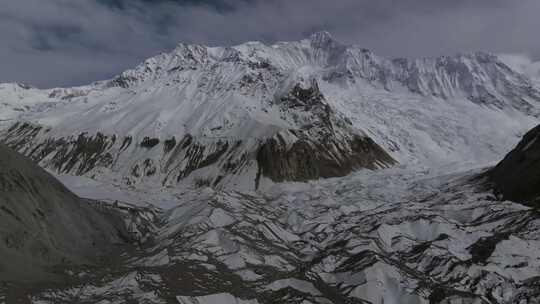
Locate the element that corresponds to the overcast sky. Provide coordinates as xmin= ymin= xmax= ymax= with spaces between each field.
xmin=1 ymin=0 xmax=539 ymax=88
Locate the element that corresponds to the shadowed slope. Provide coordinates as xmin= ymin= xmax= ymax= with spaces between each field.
xmin=0 ymin=143 xmax=122 ymax=282
xmin=490 ymin=124 xmax=540 ymax=205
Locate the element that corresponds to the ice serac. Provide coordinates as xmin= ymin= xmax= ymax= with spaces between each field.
xmin=0 ymin=143 xmax=121 ymax=282
xmin=1 ymin=32 xmax=540 ymax=191
xmin=490 ymin=124 xmax=540 ymax=205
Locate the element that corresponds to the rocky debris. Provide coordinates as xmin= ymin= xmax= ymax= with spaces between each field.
xmin=5 ymin=168 xmax=540 ymax=303
xmin=490 ymin=124 xmax=540 ymax=205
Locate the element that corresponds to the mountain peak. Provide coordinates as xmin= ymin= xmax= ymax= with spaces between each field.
xmin=309 ymin=31 xmax=335 ymax=47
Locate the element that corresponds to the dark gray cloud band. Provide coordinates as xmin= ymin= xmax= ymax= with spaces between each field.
xmin=1 ymin=0 xmax=539 ymax=88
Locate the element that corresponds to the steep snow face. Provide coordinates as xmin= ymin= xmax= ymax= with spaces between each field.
xmin=0 ymin=32 xmax=539 ymax=190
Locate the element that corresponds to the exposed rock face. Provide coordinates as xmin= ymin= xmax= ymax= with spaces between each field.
xmin=490 ymin=124 xmax=540 ymax=205
xmin=0 ymin=143 xmax=121 ymax=282
xmin=257 ymin=133 xmax=394 ymax=184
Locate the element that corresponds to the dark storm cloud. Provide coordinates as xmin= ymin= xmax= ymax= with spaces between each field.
xmin=1 ymin=0 xmax=539 ymax=88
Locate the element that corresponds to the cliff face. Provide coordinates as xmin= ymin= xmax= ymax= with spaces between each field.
xmin=0 ymin=143 xmax=121 ymax=282
xmin=490 ymin=124 xmax=540 ymax=205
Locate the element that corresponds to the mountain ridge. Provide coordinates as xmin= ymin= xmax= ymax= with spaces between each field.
xmin=1 ymin=32 xmax=539 ymax=191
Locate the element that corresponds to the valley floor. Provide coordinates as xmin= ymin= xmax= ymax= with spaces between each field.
xmin=3 ymin=165 xmax=540 ymax=304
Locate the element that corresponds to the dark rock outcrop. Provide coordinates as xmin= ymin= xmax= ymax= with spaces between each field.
xmin=140 ymin=137 xmax=160 ymax=148
xmin=257 ymin=132 xmax=395 ymax=185
xmin=490 ymin=124 xmax=540 ymax=205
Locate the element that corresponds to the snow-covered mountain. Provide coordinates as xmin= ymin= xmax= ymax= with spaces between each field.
xmin=3 ymin=32 xmax=540 ymax=304
xmin=1 ymin=32 xmax=539 ymax=191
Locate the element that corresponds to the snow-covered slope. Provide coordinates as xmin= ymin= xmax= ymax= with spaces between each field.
xmin=499 ymin=54 xmax=540 ymax=87
xmin=1 ymin=32 xmax=539 ymax=191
